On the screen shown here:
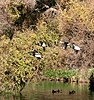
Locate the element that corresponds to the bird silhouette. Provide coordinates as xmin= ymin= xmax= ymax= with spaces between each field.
xmin=69 ymin=90 xmax=76 ymax=95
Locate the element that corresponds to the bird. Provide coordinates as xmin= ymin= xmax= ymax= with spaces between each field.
xmin=71 ymin=43 xmax=80 ymax=54
xmin=60 ymin=41 xmax=70 ymax=49
xmin=33 ymin=50 xmax=42 ymax=59
xmin=63 ymin=41 xmax=70 ymax=49
xmin=39 ymin=41 xmax=47 ymax=51
xmin=69 ymin=90 xmax=75 ymax=95
xmin=52 ymin=90 xmax=57 ymax=94
xmin=35 ymin=52 xmax=41 ymax=59
xmin=52 ymin=89 xmax=62 ymax=94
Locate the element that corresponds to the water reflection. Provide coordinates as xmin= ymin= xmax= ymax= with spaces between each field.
xmin=0 ymin=81 xmax=94 ymax=100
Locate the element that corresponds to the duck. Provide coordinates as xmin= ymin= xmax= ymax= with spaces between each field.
xmin=52 ymin=90 xmax=57 ymax=94
xmin=33 ymin=50 xmax=42 ymax=59
xmin=39 ymin=41 xmax=47 ymax=51
xmin=69 ymin=90 xmax=76 ymax=95
xmin=52 ymin=89 xmax=62 ymax=94
xmin=63 ymin=41 xmax=70 ymax=49
xmin=60 ymin=41 xmax=70 ymax=49
xmin=71 ymin=43 xmax=80 ymax=53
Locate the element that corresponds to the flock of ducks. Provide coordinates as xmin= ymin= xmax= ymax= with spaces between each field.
xmin=60 ymin=41 xmax=81 ymax=54
xmin=32 ymin=40 xmax=81 ymax=59
xmin=52 ymin=89 xmax=76 ymax=95
xmin=33 ymin=41 xmax=46 ymax=59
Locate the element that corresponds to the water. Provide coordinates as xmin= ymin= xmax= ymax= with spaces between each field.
xmin=0 ymin=81 xmax=94 ymax=100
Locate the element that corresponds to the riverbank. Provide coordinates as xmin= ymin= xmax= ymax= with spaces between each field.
xmin=0 ymin=67 xmax=94 ymax=95
xmin=41 ymin=68 xmax=94 ymax=83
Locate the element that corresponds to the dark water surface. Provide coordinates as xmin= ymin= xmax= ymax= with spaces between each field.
xmin=0 ymin=81 xmax=94 ymax=100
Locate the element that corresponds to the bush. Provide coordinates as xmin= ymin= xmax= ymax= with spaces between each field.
xmin=0 ymin=19 xmax=61 ymax=92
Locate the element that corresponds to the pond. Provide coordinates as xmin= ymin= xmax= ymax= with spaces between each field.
xmin=0 ymin=81 xmax=94 ymax=100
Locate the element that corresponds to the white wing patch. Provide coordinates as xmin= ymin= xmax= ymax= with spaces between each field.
xmin=73 ymin=45 xmax=80 ymax=50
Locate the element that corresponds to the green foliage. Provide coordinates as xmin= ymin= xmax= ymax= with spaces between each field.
xmin=43 ymin=68 xmax=77 ymax=79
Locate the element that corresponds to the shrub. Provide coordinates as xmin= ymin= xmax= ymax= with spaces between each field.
xmin=0 ymin=19 xmax=61 ymax=92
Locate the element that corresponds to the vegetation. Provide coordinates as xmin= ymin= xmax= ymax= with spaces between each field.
xmin=0 ymin=19 xmax=61 ymax=93
xmin=43 ymin=68 xmax=77 ymax=80
xmin=0 ymin=0 xmax=94 ymax=93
